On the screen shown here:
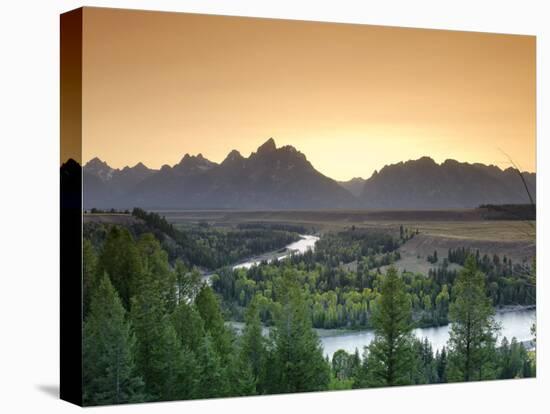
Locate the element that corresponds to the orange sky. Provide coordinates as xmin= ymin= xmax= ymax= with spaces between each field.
xmin=81 ymin=7 xmax=535 ymax=181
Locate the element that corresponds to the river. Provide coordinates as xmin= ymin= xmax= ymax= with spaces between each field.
xmin=319 ymin=308 xmax=536 ymax=358
xmin=232 ymin=234 xmax=319 ymax=270
xmin=227 ymin=234 xmax=536 ymax=359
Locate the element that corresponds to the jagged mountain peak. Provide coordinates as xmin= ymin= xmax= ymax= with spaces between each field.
xmin=81 ymin=143 xmax=536 ymax=210
xmin=84 ymin=157 xmax=115 ymax=182
xmin=222 ymin=149 xmax=244 ymax=164
xmin=256 ymin=137 xmax=277 ymax=154
xmin=133 ymin=161 xmax=148 ymax=170
xmin=174 ymin=152 xmax=217 ymax=173
xmin=83 ymin=138 xmax=357 ymax=209
xmin=85 ymin=157 xmax=110 ymax=168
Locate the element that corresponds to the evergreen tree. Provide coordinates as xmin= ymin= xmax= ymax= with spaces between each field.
xmin=137 ymin=233 xmax=177 ymax=312
xmin=446 ymin=256 xmax=499 ymax=382
xmin=411 ymin=337 xmax=437 ymax=384
xmin=130 ymin=268 xmax=190 ymax=401
xmin=435 ymin=284 xmax=450 ymax=324
xmin=83 ymin=275 xmax=144 ymax=405
xmin=268 ymin=270 xmax=330 ymax=393
xmin=195 ymin=286 xmax=233 ymax=357
xmin=332 ymin=349 xmax=354 ymax=380
xmin=498 ymin=337 xmax=512 ymax=378
xmin=195 ymin=334 xmax=229 ymax=398
xmin=97 ymin=226 xmax=142 ymax=309
xmin=239 ymin=296 xmax=268 ymax=392
xmin=499 ymin=337 xmax=533 ymax=379
xmin=83 ymin=239 xmax=97 ymax=318
xmin=154 ymin=324 xmax=197 ymax=401
xmin=171 ymin=301 xmax=205 ymax=353
xmin=227 ymin=352 xmax=257 ymax=397
xmin=351 ymin=347 xmax=370 ymax=389
xmin=174 ymin=259 xmax=202 ymax=302
xmin=365 ymin=266 xmax=415 ymax=387
xmin=435 ymin=347 xmax=448 ymax=383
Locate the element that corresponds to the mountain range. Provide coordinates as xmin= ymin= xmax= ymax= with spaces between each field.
xmin=81 ymin=138 xmax=536 ymax=210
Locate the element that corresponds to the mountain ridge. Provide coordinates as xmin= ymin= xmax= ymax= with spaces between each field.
xmin=82 ymin=140 xmax=536 ymax=210
xmin=359 ymin=156 xmax=535 ymax=209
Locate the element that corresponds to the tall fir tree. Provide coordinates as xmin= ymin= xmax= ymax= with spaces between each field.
xmin=83 ymin=275 xmax=144 ymax=405
xmin=82 ymin=238 xmax=98 ymax=318
xmin=226 ymin=352 xmax=257 ymax=397
xmin=171 ymin=301 xmax=205 ymax=353
xmin=195 ymin=286 xmax=233 ymax=357
xmin=130 ymin=267 xmax=191 ymax=401
xmin=153 ymin=324 xmax=197 ymax=401
xmin=194 ymin=334 xmax=229 ymax=398
xmin=96 ymin=226 xmax=142 ymax=310
xmin=137 ymin=233 xmax=177 ymax=312
xmin=446 ymin=255 xmax=499 ymax=382
xmin=365 ymin=266 xmax=415 ymax=387
xmin=268 ymin=270 xmax=330 ymax=394
xmin=351 ymin=348 xmax=370 ymax=389
xmin=239 ymin=295 xmax=268 ymax=393
xmin=435 ymin=346 xmax=448 ymax=383
xmin=498 ymin=337 xmax=533 ymax=379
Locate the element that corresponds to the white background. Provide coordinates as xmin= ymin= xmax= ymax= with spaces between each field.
xmin=0 ymin=1 xmax=548 ymax=413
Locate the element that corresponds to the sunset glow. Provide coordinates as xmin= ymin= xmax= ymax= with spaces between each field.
xmin=80 ymin=7 xmax=535 ymax=180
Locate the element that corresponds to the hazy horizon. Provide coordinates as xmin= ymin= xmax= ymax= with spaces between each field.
xmin=77 ymin=8 xmax=535 ymax=181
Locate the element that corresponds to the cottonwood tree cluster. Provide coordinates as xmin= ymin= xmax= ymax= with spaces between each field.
xmin=214 ymin=229 xmax=534 ymax=330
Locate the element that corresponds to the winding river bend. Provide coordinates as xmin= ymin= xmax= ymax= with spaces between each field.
xmin=232 ymin=234 xmax=319 ymax=270
xmin=228 ymin=234 xmax=536 ymax=359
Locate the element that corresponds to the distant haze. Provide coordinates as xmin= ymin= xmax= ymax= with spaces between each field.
xmin=81 ymin=7 xmax=535 ymax=181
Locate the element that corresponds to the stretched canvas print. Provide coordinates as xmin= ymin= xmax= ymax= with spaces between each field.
xmin=60 ymin=7 xmax=537 ymax=406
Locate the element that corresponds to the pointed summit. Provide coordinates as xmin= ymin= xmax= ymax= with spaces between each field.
xmin=256 ymin=137 xmax=277 ymax=154
xmin=85 ymin=157 xmax=109 ymax=168
xmin=131 ymin=161 xmax=150 ymax=172
xmin=174 ymin=152 xmax=217 ymax=174
xmin=179 ymin=153 xmax=191 ymax=164
xmin=84 ymin=157 xmax=114 ymax=181
xmin=222 ymin=149 xmax=244 ymax=165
